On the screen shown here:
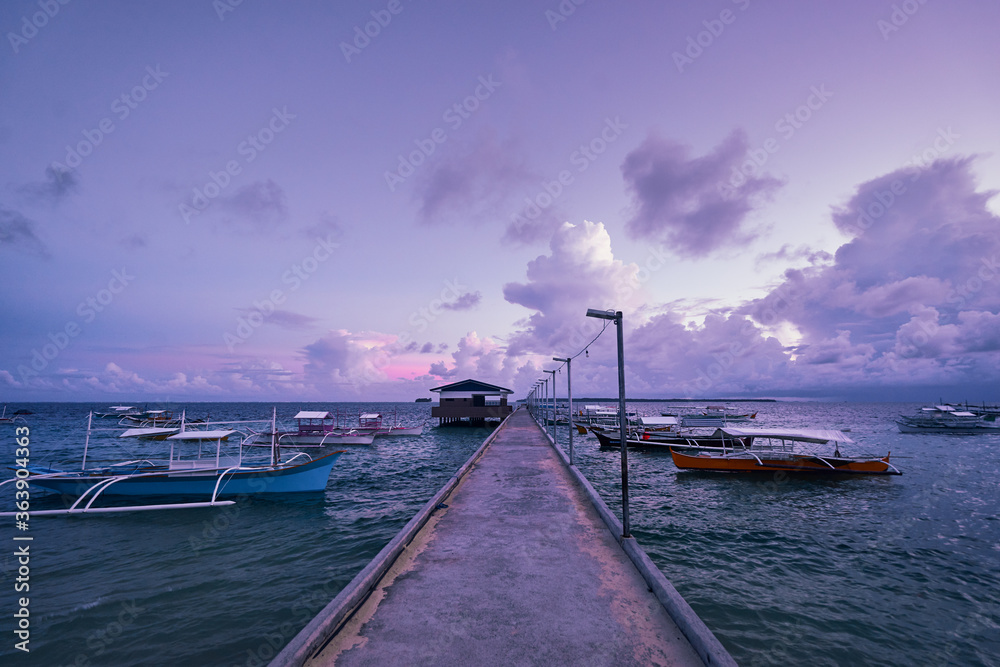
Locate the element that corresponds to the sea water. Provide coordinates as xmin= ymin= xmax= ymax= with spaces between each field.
xmin=0 ymin=401 xmax=997 ymax=666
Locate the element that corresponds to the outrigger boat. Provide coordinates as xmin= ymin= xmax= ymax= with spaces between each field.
xmin=594 ymin=427 xmax=747 ymax=450
xmin=0 ymin=405 xmax=29 ymax=424
xmin=669 ymin=427 xmax=901 ymax=475
xmin=1 ymin=410 xmax=345 ymax=515
xmin=895 ymin=405 xmax=1000 ymax=434
xmin=94 ymin=405 xmax=143 ymax=419
xmin=677 ymin=407 xmax=757 ymax=427
xmin=253 ymin=411 xmax=375 ymax=447
xmin=348 ymin=411 xmax=423 ymax=436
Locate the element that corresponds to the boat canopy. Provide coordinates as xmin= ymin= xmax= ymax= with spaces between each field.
xmin=715 ymin=427 xmax=854 ymax=444
xmin=119 ymin=427 xmax=179 ymax=438
xmin=640 ymin=416 xmax=678 ymax=426
xmin=360 ymin=413 xmax=380 ymax=420
xmin=294 ymin=411 xmax=330 ymax=419
xmin=109 ymin=405 xmax=136 ymax=410
xmin=167 ymin=430 xmax=237 ymax=440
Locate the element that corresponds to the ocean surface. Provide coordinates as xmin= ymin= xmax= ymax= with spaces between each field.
xmin=1 ymin=401 xmax=998 ymax=666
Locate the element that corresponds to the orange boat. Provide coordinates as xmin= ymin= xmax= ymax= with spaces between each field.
xmin=669 ymin=427 xmax=901 ymax=475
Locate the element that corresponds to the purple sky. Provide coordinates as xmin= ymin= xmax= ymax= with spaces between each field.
xmin=2 ymin=0 xmax=999 ymax=402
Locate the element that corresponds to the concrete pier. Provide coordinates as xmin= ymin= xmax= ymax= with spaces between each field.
xmin=273 ymin=408 xmax=735 ymax=666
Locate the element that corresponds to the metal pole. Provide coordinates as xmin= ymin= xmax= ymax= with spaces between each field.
xmin=545 ymin=379 xmax=550 ymax=433
xmin=615 ymin=311 xmax=630 ymax=538
xmin=545 ymin=369 xmax=557 ymax=439
xmin=567 ymin=359 xmax=573 ymax=464
xmin=82 ymin=411 xmax=93 ymax=470
xmin=554 ymin=357 xmax=573 ymax=464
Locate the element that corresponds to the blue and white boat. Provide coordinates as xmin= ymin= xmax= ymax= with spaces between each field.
xmin=1 ymin=411 xmax=344 ymax=515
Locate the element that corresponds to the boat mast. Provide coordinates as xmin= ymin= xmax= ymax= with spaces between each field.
xmin=82 ymin=411 xmax=93 ymax=470
xmin=271 ymin=406 xmax=278 ymax=466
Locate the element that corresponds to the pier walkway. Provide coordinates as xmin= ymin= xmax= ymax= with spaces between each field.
xmin=273 ymin=408 xmax=734 ymax=666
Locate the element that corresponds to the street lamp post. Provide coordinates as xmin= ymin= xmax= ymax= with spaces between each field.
xmin=553 ymin=356 xmax=573 ymax=464
xmin=586 ymin=308 xmax=630 ymax=538
xmin=544 ymin=369 xmax=557 ymax=439
xmin=541 ymin=378 xmax=548 ymax=431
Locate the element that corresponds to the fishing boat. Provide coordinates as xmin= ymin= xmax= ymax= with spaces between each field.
xmin=579 ymin=405 xmax=640 ymax=431
xmin=348 ymin=411 xmax=423 ymax=436
xmin=94 ymin=405 xmax=143 ymax=419
xmin=0 ymin=405 xmax=29 ymax=424
xmin=895 ymin=405 xmax=1000 ymax=434
xmin=678 ymin=407 xmax=756 ymax=427
xmin=1 ymin=411 xmax=345 ymax=515
xmin=254 ymin=411 xmax=375 ymax=447
xmin=669 ymin=427 xmax=901 ymax=475
xmin=593 ymin=418 xmax=747 ymax=450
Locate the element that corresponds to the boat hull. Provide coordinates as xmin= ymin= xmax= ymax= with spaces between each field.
xmin=670 ymin=449 xmax=899 ymax=475
xmin=895 ymin=420 xmax=997 ymax=434
xmin=261 ymin=432 xmax=375 ymax=446
xmin=27 ymin=452 xmax=343 ymax=497
xmin=594 ymin=430 xmax=741 ymax=450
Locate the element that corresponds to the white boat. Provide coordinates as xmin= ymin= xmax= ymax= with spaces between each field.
xmin=254 ymin=411 xmax=375 ymax=447
xmin=579 ymin=405 xmax=640 ymax=430
xmin=679 ymin=407 xmax=756 ymax=427
xmin=348 ymin=411 xmax=424 ymax=436
xmin=94 ymin=405 xmax=143 ymax=419
xmin=895 ymin=405 xmax=1000 ymax=434
xmin=1 ymin=410 xmax=344 ymax=516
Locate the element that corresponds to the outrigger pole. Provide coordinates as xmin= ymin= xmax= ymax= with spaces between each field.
xmin=81 ymin=411 xmax=93 ymax=470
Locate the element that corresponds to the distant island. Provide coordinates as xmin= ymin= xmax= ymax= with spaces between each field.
xmin=415 ymin=397 xmax=431 ymax=402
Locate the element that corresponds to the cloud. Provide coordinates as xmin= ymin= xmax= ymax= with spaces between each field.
xmin=415 ymin=131 xmax=533 ymax=225
xmin=236 ymin=308 xmax=320 ymax=331
xmin=755 ymin=243 xmax=832 ymax=269
xmin=426 ymin=331 xmax=534 ymax=391
xmin=301 ymin=329 xmax=394 ymax=389
xmin=624 ymin=311 xmax=790 ymax=397
xmin=0 ymin=207 xmax=49 ymax=257
xmin=221 ymin=179 xmax=288 ymax=228
xmin=440 ymin=291 xmax=481 ymax=311
xmin=731 ymin=156 xmax=1000 ymax=391
xmin=503 ymin=220 xmax=642 ymax=356
xmin=19 ymin=166 xmax=78 ymax=201
xmin=622 ymin=130 xmax=782 ymax=256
